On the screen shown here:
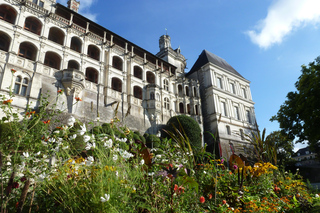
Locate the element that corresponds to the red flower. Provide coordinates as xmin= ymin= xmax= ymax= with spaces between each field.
xmin=174 ymin=184 xmax=178 ymax=191
xmin=199 ymin=196 xmax=205 ymax=203
xmin=178 ymin=186 xmax=185 ymax=194
xmin=11 ymin=68 xmax=16 ymax=73
xmin=12 ymin=182 xmax=19 ymax=188
xmin=75 ymin=97 xmax=82 ymax=101
xmin=2 ymin=99 xmax=13 ymax=104
xmin=222 ymin=200 xmax=227 ymax=205
xmin=20 ymin=177 xmax=27 ymax=182
xmin=208 ymin=193 xmax=213 ymax=199
xmin=57 ymin=89 xmax=64 ymax=94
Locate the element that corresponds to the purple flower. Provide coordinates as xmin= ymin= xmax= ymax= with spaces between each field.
xmin=221 ymin=158 xmax=224 ymax=164
xmin=233 ymin=165 xmax=238 ymax=170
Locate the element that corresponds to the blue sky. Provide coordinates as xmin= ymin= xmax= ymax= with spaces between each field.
xmin=57 ymin=0 xmax=320 ymax=151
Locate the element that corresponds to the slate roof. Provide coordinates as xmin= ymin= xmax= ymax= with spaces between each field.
xmin=187 ymin=50 xmax=244 ymax=79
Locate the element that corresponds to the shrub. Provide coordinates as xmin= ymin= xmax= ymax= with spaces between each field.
xmin=146 ymin=134 xmax=161 ymax=148
xmin=165 ymin=115 xmax=202 ymax=151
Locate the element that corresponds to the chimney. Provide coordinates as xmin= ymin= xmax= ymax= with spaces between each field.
xmin=67 ymin=0 xmax=80 ymax=13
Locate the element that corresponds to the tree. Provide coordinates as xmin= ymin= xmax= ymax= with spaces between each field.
xmin=271 ymin=56 xmax=320 ymax=155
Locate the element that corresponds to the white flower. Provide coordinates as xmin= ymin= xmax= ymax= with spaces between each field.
xmin=100 ymin=194 xmax=110 ymax=202
xmin=78 ymin=124 xmax=86 ymax=135
xmin=113 ymin=155 xmax=118 ymax=161
xmin=85 ymin=142 xmax=96 ymax=150
xmin=69 ymin=134 xmax=77 ymax=140
xmin=120 ymin=150 xmax=134 ymax=159
xmin=53 ymin=130 xmax=60 ymax=134
xmin=86 ymin=156 xmax=94 ymax=166
xmin=35 ymin=151 xmax=41 ymax=156
xmin=315 ymin=194 xmax=319 ymax=198
xmin=83 ymin=135 xmax=91 ymax=143
xmin=104 ymin=138 xmax=113 ymax=149
xmin=140 ymin=159 xmax=145 ymax=165
xmin=62 ymin=146 xmax=69 ymax=150
xmin=23 ymin=152 xmax=29 ymax=158
xmin=67 ymin=116 xmax=76 ymax=126
xmin=48 ymin=138 xmax=56 ymax=143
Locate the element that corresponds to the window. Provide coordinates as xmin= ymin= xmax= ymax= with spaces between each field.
xmin=133 ymin=66 xmax=142 ymax=79
xmin=32 ymin=0 xmax=44 ymax=7
xmin=306 ymin=151 xmax=309 ymax=154
xmin=164 ymin=97 xmax=170 ymax=110
xmin=230 ymin=83 xmax=235 ymax=94
xmin=163 ymin=79 xmax=169 ymax=91
xmin=70 ymin=37 xmax=82 ymax=53
xmin=133 ymin=86 xmax=142 ymax=100
xmin=44 ymin=52 xmax=61 ymax=69
xmin=221 ymin=101 xmax=227 ymax=116
xmin=146 ymin=71 xmax=155 ymax=84
xmin=242 ymin=88 xmax=247 ymax=99
xmin=85 ymin=67 xmax=98 ymax=84
xmin=18 ymin=42 xmax=37 ymax=61
xmin=193 ymin=87 xmax=197 ymax=97
xmin=195 ymin=105 xmax=199 ymax=115
xmin=156 ymin=93 xmax=160 ymax=101
xmin=217 ymin=77 xmax=223 ymax=89
xmin=185 ymin=86 xmax=189 ymax=96
xmin=24 ymin=17 xmax=42 ymax=35
xmin=178 ymin=85 xmax=183 ymax=96
xmin=87 ymin=45 xmax=100 ymax=61
xmin=179 ymin=103 xmax=184 ymax=113
xmin=187 ymin=104 xmax=191 ymax=114
xmin=226 ymin=126 xmax=231 ymax=135
xmin=0 ymin=5 xmax=17 ymax=24
xmin=111 ymin=77 xmax=122 ymax=92
xmin=0 ymin=31 xmax=11 ymax=52
xmin=150 ymin=92 xmax=154 ymax=100
xmin=240 ymin=129 xmax=244 ymax=140
xmin=67 ymin=60 xmax=80 ymax=70
xmin=48 ymin=27 xmax=65 ymax=45
xmin=234 ymin=106 xmax=240 ymax=120
xmin=112 ymin=56 xmax=123 ymax=71
xmin=246 ymin=110 xmax=252 ymax=124
xmin=13 ymin=76 xmax=28 ymax=96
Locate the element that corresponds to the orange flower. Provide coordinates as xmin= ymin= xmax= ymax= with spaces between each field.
xmin=25 ymin=111 xmax=35 ymax=117
xmin=222 ymin=200 xmax=227 ymax=205
xmin=57 ymin=89 xmax=63 ymax=94
xmin=43 ymin=120 xmax=50 ymax=124
xmin=75 ymin=97 xmax=82 ymax=101
xmin=199 ymin=196 xmax=205 ymax=203
xmin=11 ymin=68 xmax=16 ymax=73
xmin=2 ymin=99 xmax=13 ymax=104
xmin=208 ymin=193 xmax=213 ymax=199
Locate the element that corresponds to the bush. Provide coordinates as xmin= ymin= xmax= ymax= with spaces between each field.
xmin=146 ymin=134 xmax=161 ymax=148
xmin=165 ymin=115 xmax=202 ymax=151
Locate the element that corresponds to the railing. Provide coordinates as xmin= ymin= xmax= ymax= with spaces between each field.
xmin=25 ymin=1 xmax=48 ymax=14
xmin=72 ymin=23 xmax=86 ymax=34
xmin=50 ymin=13 xmax=69 ymax=25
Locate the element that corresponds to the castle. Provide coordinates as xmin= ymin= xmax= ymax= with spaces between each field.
xmin=0 ymin=0 xmax=257 ymax=159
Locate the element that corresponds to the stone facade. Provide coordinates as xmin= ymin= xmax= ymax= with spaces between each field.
xmin=0 ymin=0 xmax=256 ymax=159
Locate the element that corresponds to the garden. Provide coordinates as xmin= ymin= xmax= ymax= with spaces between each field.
xmin=0 ymin=73 xmax=320 ymax=212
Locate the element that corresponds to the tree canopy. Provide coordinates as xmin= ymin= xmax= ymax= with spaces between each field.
xmin=271 ymin=56 xmax=320 ymax=155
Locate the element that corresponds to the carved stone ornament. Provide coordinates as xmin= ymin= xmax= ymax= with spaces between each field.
xmin=55 ymin=69 xmax=85 ymax=96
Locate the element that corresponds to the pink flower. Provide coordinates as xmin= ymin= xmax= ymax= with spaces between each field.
xmin=221 ymin=158 xmax=224 ymax=163
xmin=233 ymin=165 xmax=238 ymax=170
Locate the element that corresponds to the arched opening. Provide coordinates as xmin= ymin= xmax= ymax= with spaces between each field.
xmin=44 ymin=51 xmax=61 ymax=69
xmin=87 ymin=44 xmax=100 ymax=61
xmin=226 ymin=125 xmax=231 ymax=135
xmin=70 ymin=36 xmax=82 ymax=53
xmin=133 ymin=66 xmax=142 ymax=79
xmin=133 ymin=86 xmax=142 ymax=100
xmin=48 ymin=27 xmax=65 ymax=45
xmin=150 ymin=92 xmax=154 ymax=100
xmin=112 ymin=56 xmax=123 ymax=71
xmin=111 ymin=77 xmax=122 ymax=92
xmin=18 ymin=42 xmax=37 ymax=61
xmin=146 ymin=71 xmax=155 ymax=84
xmin=0 ymin=4 xmax=17 ymax=24
xmin=178 ymin=85 xmax=183 ymax=96
xmin=85 ymin=67 xmax=98 ymax=84
xmin=67 ymin=60 xmax=80 ymax=70
xmin=0 ymin=31 xmax=11 ymax=52
xmin=193 ymin=87 xmax=197 ymax=97
xmin=179 ymin=103 xmax=184 ymax=113
xmin=185 ymin=86 xmax=189 ymax=97
xmin=187 ymin=104 xmax=191 ymax=114
xmin=24 ymin=16 xmax=42 ymax=35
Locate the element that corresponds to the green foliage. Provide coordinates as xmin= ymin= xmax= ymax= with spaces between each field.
xmin=165 ymin=115 xmax=202 ymax=151
xmin=145 ymin=134 xmax=161 ymax=148
xmin=271 ymin=56 xmax=320 ymax=155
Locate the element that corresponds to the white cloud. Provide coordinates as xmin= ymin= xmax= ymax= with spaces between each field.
xmin=56 ymin=0 xmax=98 ymax=22
xmin=247 ymin=0 xmax=320 ymax=49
